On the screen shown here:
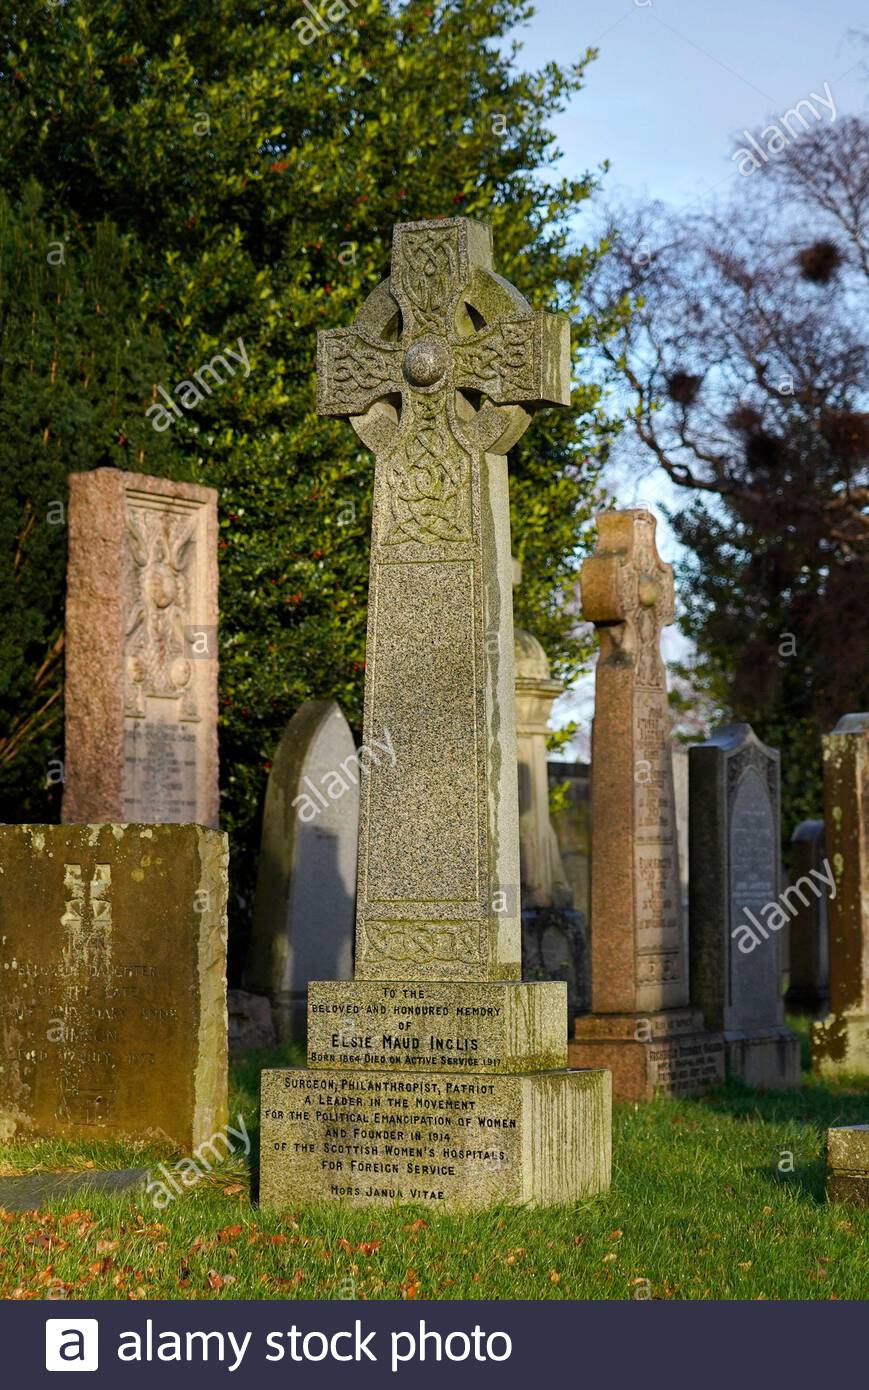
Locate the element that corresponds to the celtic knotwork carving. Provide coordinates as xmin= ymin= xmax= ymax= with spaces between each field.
xmin=322 ymin=329 xmax=401 ymax=414
xmin=364 ymin=921 xmax=480 ymax=966
xmin=318 ymin=219 xmax=570 ymax=556
xmin=453 ymin=319 xmax=537 ymax=399
xmin=124 ymin=503 xmax=199 ymax=719
xmin=395 ymin=229 xmax=458 ymax=336
xmin=383 ymin=395 xmax=471 ymax=545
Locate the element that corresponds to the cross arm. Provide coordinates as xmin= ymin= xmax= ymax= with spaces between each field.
xmin=580 ymin=550 xmax=626 ymax=626
xmin=453 ymin=310 xmax=571 ymax=408
xmin=317 ymin=326 xmax=403 ymax=420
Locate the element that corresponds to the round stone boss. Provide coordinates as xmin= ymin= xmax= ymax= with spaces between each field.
xmin=402 ymin=334 xmax=452 ymax=390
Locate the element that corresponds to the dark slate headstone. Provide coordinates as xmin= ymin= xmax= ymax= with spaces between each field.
xmin=689 ymin=723 xmax=800 ymax=1089
xmin=785 ymin=820 xmax=829 ymax=1015
xmin=0 ymin=1168 xmax=148 ymax=1212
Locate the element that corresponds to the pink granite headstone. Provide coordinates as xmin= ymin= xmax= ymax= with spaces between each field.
xmin=61 ymin=468 xmax=219 ymax=826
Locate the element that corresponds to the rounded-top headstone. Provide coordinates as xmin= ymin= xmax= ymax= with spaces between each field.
xmin=245 ymin=700 xmax=358 ymax=1040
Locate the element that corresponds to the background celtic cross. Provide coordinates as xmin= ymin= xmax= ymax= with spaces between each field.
xmin=317 ymin=217 xmax=570 ymax=982
xmin=579 ymin=510 xmax=687 ymax=1015
xmin=581 ymin=509 xmax=675 ymax=691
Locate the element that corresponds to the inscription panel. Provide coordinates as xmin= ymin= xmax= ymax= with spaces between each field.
xmin=634 ymin=689 xmax=684 ymax=1006
xmin=3 ymin=957 xmax=176 ymax=1135
xmin=122 ymin=720 xmax=199 ymax=822
xmin=307 ymin=980 xmax=566 ymax=1073
xmin=263 ymin=1071 xmax=519 ymax=1206
xmin=260 ymin=1066 xmax=606 ymax=1208
xmin=646 ymin=1037 xmax=726 ymax=1097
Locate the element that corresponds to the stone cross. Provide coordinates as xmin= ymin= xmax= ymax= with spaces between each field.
xmin=570 ymin=508 xmax=726 ymax=1101
xmin=579 ymin=509 xmax=686 ymax=1015
xmin=318 ymin=218 xmax=570 ymax=983
xmin=258 ymin=219 xmax=610 ymax=1211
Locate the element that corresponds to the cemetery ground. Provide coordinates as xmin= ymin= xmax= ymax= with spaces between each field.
xmin=0 ymin=1022 xmax=866 ymax=1302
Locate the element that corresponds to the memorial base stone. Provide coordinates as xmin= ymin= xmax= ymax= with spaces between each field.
xmin=826 ymin=1125 xmax=869 ymax=1209
xmin=724 ymin=1028 xmax=801 ymax=1089
xmin=811 ymin=1013 xmax=869 ymax=1077
xmin=260 ymin=979 xmax=610 ymax=1208
xmin=261 ymin=1065 xmax=610 ymax=1208
xmin=570 ymin=1008 xmax=725 ymax=1103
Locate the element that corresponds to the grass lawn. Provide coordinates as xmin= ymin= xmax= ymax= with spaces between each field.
xmin=1 ymin=1022 xmax=866 ymax=1301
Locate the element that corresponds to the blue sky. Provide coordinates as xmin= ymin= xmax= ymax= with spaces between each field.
xmin=508 ymin=1 xmax=867 ymax=747
xmin=510 ymin=0 xmax=866 ymax=213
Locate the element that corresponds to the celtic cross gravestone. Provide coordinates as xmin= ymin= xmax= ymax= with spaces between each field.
xmin=260 ymin=217 xmax=611 ymax=1207
xmin=316 ymin=217 xmax=569 ymax=980
xmin=569 ymin=509 xmax=725 ymax=1101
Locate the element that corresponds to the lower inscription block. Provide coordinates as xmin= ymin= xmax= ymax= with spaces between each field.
xmin=260 ymin=1066 xmax=611 ymax=1207
xmin=570 ymin=1008 xmax=725 ymax=1103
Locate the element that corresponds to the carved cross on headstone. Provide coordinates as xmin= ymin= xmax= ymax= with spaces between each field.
xmin=318 ymin=218 xmax=570 ymax=981
xmin=580 ymin=510 xmax=687 ymax=1015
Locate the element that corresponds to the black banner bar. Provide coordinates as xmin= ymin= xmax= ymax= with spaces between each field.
xmin=5 ymin=1299 xmax=861 ymax=1389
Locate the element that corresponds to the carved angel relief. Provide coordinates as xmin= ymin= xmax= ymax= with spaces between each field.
xmin=124 ymin=504 xmax=199 ymax=720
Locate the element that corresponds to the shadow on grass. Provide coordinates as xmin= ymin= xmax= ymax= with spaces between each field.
xmin=754 ymin=1157 xmax=829 ymax=1203
xmin=696 ymin=1076 xmax=869 ymax=1131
